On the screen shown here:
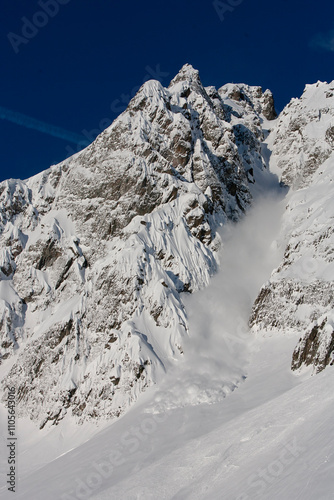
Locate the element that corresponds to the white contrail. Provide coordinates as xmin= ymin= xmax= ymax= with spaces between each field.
xmin=0 ymin=105 xmax=89 ymax=146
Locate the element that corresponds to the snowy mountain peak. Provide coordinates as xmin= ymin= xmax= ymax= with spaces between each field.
xmin=0 ymin=65 xmax=334 ymax=434
xmin=0 ymin=65 xmax=271 ymax=428
xmin=168 ymin=63 xmax=201 ymax=87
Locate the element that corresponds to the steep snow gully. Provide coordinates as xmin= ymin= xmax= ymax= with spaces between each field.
xmin=151 ymin=172 xmax=288 ymax=412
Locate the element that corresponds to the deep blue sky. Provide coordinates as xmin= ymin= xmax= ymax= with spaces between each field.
xmin=1 ymin=0 xmax=334 ymax=182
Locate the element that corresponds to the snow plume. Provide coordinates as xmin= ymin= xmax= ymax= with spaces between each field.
xmin=151 ymin=187 xmax=287 ymax=411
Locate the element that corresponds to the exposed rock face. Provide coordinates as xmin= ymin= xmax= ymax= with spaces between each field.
xmin=291 ymin=315 xmax=334 ymax=373
xmin=221 ymin=84 xmax=277 ymax=121
xmin=269 ymin=81 xmax=334 ymax=188
xmin=249 ymin=79 xmax=334 ymax=374
xmin=0 ymin=64 xmax=271 ymax=427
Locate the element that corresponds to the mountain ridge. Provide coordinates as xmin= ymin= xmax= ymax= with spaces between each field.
xmin=0 ymin=64 xmax=333 ymax=430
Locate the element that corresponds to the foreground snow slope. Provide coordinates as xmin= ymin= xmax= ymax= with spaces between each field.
xmin=2 ymin=333 xmax=333 ymax=500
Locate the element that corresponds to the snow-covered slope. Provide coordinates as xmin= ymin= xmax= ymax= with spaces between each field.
xmin=250 ymin=80 xmax=334 ymax=373
xmin=1 ymin=199 xmax=333 ymax=499
xmin=0 ymin=65 xmax=277 ymax=427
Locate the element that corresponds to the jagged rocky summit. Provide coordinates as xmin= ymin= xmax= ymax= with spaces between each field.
xmin=0 ymin=64 xmax=333 ymax=428
xmin=0 ymin=64 xmax=275 ymax=427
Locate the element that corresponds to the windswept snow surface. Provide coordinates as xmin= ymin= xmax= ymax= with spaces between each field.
xmin=2 ymin=188 xmax=333 ymax=500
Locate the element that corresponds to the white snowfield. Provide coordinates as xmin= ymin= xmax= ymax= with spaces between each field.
xmin=1 ymin=337 xmax=333 ymax=500
xmin=0 ymin=67 xmax=334 ymax=498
